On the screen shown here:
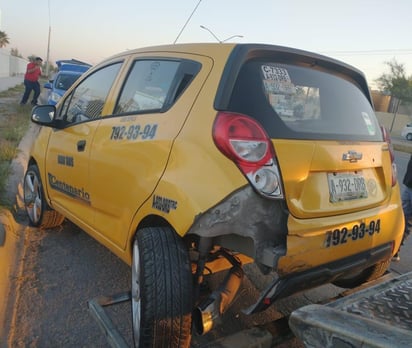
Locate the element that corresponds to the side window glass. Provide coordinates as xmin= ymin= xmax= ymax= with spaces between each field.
xmin=60 ymin=63 xmax=122 ymax=124
xmin=115 ymin=60 xmax=180 ymax=114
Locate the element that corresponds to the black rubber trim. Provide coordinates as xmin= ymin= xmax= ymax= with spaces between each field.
xmin=244 ymin=242 xmax=393 ymax=314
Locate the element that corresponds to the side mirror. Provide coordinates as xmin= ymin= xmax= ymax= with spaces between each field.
xmin=31 ymin=105 xmax=62 ymax=128
xmin=44 ymin=82 xmax=53 ymax=89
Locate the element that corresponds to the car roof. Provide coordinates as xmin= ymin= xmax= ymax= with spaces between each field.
xmin=56 ymin=59 xmax=91 ymax=72
xmin=180 ymin=43 xmax=368 ymax=109
xmin=106 ymin=43 xmax=363 ymax=72
xmin=91 ymin=43 xmax=371 ymax=106
xmin=104 ymin=43 xmax=367 ymax=85
xmin=107 ymin=43 xmax=237 ymax=59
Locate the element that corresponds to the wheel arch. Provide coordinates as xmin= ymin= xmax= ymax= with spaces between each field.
xmin=24 ymin=160 xmax=65 ymax=228
xmin=124 ymin=184 xmax=210 ymax=263
xmin=126 ymin=214 xmax=179 ymax=263
xmin=26 ymin=156 xmax=52 ymax=205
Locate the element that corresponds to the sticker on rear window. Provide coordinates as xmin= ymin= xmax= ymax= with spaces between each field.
xmin=262 ymin=65 xmax=291 ymax=82
xmin=261 ymin=65 xmax=295 ymax=95
xmin=361 ymin=112 xmax=376 ymax=135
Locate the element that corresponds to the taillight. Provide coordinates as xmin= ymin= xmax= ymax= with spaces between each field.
xmin=381 ymin=126 xmax=397 ymax=187
xmin=213 ymin=111 xmax=284 ymax=199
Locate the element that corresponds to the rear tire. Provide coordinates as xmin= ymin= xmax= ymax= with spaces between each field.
xmin=332 ymin=259 xmax=390 ymax=288
xmin=407 ymin=133 xmax=412 ymax=141
xmin=23 ymin=164 xmax=64 ymax=228
xmin=131 ymin=226 xmax=192 ymax=348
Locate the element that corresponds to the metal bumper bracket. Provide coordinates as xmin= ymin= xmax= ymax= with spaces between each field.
xmin=87 ymin=291 xmax=131 ymax=348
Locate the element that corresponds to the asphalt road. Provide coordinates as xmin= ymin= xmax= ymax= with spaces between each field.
xmin=3 ymin=134 xmax=412 ymax=347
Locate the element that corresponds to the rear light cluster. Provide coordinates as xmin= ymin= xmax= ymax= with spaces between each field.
xmin=213 ymin=112 xmax=284 ymax=199
xmin=381 ymin=126 xmax=397 ymax=187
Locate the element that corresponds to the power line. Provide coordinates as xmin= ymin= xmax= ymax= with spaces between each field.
xmin=174 ymin=0 xmax=202 ymax=44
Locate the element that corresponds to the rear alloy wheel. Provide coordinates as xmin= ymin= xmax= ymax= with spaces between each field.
xmin=131 ymin=226 xmax=192 ymax=348
xmin=332 ymin=259 xmax=390 ymax=288
xmin=23 ymin=164 xmax=64 ymax=228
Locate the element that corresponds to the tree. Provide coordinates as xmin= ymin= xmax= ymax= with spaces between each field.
xmin=375 ymin=59 xmax=412 ymax=131
xmin=0 ymin=30 xmax=10 ymax=48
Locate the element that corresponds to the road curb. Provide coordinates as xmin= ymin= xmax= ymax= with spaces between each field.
xmin=0 ymin=209 xmax=22 ymax=343
xmin=0 ymin=123 xmax=38 ymax=345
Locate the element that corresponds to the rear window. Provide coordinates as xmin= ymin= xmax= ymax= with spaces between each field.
xmin=55 ymin=73 xmax=80 ymax=91
xmin=228 ymin=60 xmax=382 ymax=141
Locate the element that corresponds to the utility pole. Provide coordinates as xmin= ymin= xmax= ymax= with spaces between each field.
xmin=45 ymin=0 xmax=51 ymax=78
xmin=46 ymin=25 xmax=51 ymax=78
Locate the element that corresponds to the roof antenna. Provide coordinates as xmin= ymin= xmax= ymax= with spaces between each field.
xmin=200 ymin=25 xmax=243 ymax=43
xmin=174 ymin=0 xmax=202 ymax=44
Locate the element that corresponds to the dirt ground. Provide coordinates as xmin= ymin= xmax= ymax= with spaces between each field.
xmin=0 ymin=90 xmax=44 ymax=346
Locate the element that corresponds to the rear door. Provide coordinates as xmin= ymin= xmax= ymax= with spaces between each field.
xmin=261 ymin=63 xmax=391 ymax=219
xmin=227 ymin=57 xmax=393 ymax=220
xmin=88 ymin=53 xmax=212 ymax=248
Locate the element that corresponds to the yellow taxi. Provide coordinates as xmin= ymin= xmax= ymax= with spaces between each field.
xmin=23 ymin=43 xmax=404 ymax=347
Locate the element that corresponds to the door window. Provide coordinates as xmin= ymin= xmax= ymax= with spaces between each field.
xmin=115 ymin=60 xmax=179 ymax=114
xmin=114 ymin=59 xmax=200 ymax=115
xmin=59 ymin=63 xmax=122 ymax=124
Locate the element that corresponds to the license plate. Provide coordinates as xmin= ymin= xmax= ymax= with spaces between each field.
xmin=328 ymin=172 xmax=367 ymax=202
xmin=324 ymin=219 xmax=381 ymax=248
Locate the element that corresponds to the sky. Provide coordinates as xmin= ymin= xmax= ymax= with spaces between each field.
xmin=1 ymin=0 xmax=411 ymax=88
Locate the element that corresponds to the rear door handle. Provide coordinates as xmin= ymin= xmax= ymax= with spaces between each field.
xmin=77 ymin=140 xmax=86 ymax=152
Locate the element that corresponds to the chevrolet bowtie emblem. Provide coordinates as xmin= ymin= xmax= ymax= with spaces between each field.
xmin=342 ymin=150 xmax=362 ymax=162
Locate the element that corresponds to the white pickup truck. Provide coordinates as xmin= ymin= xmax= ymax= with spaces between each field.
xmin=289 ymin=271 xmax=412 ymax=348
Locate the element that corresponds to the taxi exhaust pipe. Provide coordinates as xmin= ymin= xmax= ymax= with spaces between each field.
xmin=193 ymin=264 xmax=244 ymax=335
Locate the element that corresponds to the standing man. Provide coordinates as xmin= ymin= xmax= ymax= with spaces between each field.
xmin=20 ymin=57 xmax=43 ymax=106
xmin=393 ymin=153 xmax=412 ymax=261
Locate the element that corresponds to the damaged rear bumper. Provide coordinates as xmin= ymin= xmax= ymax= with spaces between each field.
xmin=244 ymin=242 xmax=392 ymax=314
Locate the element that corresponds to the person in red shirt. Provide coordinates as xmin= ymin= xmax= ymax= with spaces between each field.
xmin=20 ymin=57 xmax=43 ymax=106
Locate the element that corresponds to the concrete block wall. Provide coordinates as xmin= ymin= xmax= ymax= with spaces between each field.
xmin=0 ymin=48 xmax=9 ymax=77
xmin=376 ymin=111 xmax=411 ymax=136
xmin=0 ymin=48 xmax=27 ymax=77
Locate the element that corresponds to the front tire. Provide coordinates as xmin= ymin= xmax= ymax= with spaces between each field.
xmin=23 ymin=164 xmax=64 ymax=228
xmin=332 ymin=259 xmax=390 ymax=288
xmin=131 ymin=226 xmax=192 ymax=348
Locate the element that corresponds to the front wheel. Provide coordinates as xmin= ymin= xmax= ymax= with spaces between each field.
xmin=131 ymin=226 xmax=193 ymax=348
xmin=23 ymin=164 xmax=64 ymax=228
xmin=332 ymin=259 xmax=390 ymax=288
